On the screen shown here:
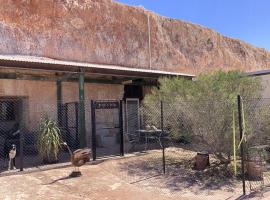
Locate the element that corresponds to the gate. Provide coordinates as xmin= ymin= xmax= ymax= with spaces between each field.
xmin=91 ymin=100 xmax=124 ymax=160
xmin=125 ymin=98 xmax=140 ymax=138
xmin=124 ymin=98 xmax=142 ymax=153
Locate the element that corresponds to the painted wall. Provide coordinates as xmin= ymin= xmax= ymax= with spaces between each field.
xmin=260 ymin=75 xmax=270 ymax=98
xmin=0 ymin=79 xmax=57 ymax=131
xmin=0 ymin=79 xmax=124 ymax=147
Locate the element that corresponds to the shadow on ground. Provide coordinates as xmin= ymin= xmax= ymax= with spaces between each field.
xmin=111 ymin=147 xmax=241 ymax=195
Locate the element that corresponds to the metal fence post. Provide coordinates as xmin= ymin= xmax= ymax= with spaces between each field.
xmin=237 ymin=95 xmax=246 ymax=195
xmin=19 ymin=131 xmax=24 ymax=171
xmin=75 ymin=102 xmax=79 ymax=148
xmin=161 ymin=101 xmax=166 ymax=174
xmin=91 ymin=100 xmax=97 ymax=161
xmin=119 ymin=100 xmax=124 ymax=156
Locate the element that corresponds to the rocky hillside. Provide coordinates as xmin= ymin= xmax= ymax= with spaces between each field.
xmin=0 ymin=0 xmax=269 ymax=75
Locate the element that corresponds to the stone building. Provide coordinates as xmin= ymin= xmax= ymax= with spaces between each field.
xmin=0 ymin=0 xmax=269 ymax=163
xmin=0 ymin=55 xmax=193 ymax=161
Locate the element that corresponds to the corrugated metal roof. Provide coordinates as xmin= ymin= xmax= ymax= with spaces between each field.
xmin=0 ymin=55 xmax=194 ymax=78
xmin=244 ymin=69 xmax=270 ymax=76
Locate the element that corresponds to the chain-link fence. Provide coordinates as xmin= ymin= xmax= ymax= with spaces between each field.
xmin=2 ymin=96 xmax=270 ymax=197
xmin=117 ymin=99 xmax=164 ymax=184
xmin=0 ymin=98 xmax=81 ymax=173
xmin=117 ymin=98 xmax=246 ymax=198
xmin=242 ymin=98 xmax=270 ymax=192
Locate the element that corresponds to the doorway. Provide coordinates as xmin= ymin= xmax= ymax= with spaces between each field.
xmin=123 ymin=85 xmax=143 ymax=100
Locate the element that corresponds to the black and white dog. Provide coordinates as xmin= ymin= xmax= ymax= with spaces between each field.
xmin=8 ymin=144 xmax=17 ymax=170
xmin=3 ymin=124 xmax=20 ymax=170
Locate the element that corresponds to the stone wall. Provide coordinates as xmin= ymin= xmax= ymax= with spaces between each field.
xmin=0 ymin=0 xmax=269 ymax=75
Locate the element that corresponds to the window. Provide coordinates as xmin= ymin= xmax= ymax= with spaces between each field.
xmin=0 ymin=101 xmax=15 ymax=121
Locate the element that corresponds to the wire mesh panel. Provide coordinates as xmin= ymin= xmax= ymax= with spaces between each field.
xmin=124 ymin=98 xmax=143 ymax=153
xmin=242 ymin=98 xmax=270 ymax=192
xmin=160 ymin=100 xmax=242 ymax=195
xmin=0 ymin=98 xmax=24 ymax=171
xmin=0 ymin=98 xmax=82 ymax=174
xmin=61 ymin=102 xmax=79 ymax=150
xmin=118 ymin=100 xmax=165 ymax=183
xmin=125 ymin=98 xmax=140 ymax=139
xmin=91 ymin=100 xmax=123 ymax=159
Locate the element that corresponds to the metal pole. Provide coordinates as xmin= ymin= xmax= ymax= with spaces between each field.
xmin=19 ymin=131 xmax=24 ymax=171
xmin=237 ymin=95 xmax=246 ymax=195
xmin=56 ymin=79 xmax=62 ymax=126
xmin=91 ymin=100 xmax=97 ymax=161
xmin=119 ymin=100 xmax=124 ymax=156
xmin=161 ymin=101 xmax=165 ymax=174
xmin=78 ymin=72 xmax=86 ymax=148
xmin=75 ymin=102 xmax=79 ymax=148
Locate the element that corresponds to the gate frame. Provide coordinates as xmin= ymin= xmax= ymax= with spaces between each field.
xmin=91 ymin=100 xmax=124 ymax=161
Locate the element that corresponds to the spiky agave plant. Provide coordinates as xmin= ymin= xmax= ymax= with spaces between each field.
xmin=37 ymin=116 xmax=62 ymax=163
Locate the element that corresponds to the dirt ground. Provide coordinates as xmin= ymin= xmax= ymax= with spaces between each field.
xmin=1 ymin=149 xmax=270 ymax=200
xmin=0 ymin=164 xmax=176 ymax=200
xmin=99 ymin=149 xmax=245 ymax=200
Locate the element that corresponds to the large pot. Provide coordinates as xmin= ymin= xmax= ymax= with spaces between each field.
xmin=195 ymin=152 xmax=210 ymax=170
xmin=246 ymin=158 xmax=263 ymax=180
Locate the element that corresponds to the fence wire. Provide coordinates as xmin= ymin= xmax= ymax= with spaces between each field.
xmin=0 ymin=99 xmax=80 ymax=172
xmin=118 ymin=99 xmax=245 ymax=199
xmin=2 ymin=96 xmax=270 ymax=198
xmin=242 ymin=98 xmax=270 ymax=191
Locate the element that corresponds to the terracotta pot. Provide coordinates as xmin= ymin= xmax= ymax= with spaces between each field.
xmin=195 ymin=152 xmax=210 ymax=170
xmin=246 ymin=160 xmax=263 ymax=180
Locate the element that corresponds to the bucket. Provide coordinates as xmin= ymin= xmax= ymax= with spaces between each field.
xmin=195 ymin=152 xmax=209 ymax=170
xmin=246 ymin=159 xmax=263 ymax=180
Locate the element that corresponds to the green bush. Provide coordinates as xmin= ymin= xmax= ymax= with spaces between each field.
xmin=143 ymin=70 xmax=263 ymax=163
xmin=37 ymin=116 xmax=62 ymax=163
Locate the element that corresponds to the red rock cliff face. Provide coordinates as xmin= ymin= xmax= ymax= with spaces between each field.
xmin=0 ymin=0 xmax=269 ymax=75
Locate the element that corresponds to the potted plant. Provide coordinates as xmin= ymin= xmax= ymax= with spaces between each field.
xmin=37 ymin=116 xmax=62 ymax=164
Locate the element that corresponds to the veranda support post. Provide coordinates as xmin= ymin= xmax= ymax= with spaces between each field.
xmin=78 ymin=71 xmax=86 ymax=148
xmin=237 ymin=95 xmax=246 ymax=195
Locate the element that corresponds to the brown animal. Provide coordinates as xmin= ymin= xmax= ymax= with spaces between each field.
xmin=62 ymin=142 xmax=91 ymax=176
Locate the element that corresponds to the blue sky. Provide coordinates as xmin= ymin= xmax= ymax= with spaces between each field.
xmin=115 ymin=0 xmax=270 ymax=51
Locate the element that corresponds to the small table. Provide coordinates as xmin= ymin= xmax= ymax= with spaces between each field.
xmin=135 ymin=129 xmax=163 ymax=150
